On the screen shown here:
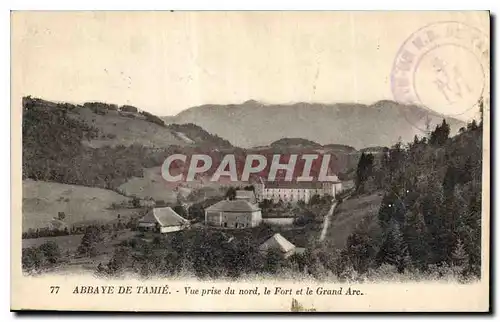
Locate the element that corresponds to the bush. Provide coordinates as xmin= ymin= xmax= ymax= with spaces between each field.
xmin=38 ymin=241 xmax=62 ymax=264
xmin=140 ymin=111 xmax=165 ymax=127
xmin=22 ymin=247 xmax=46 ymax=272
xmin=120 ymin=105 xmax=138 ymax=113
xmin=22 ymin=241 xmax=62 ymax=272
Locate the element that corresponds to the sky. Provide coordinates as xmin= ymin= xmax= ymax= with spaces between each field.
xmin=11 ymin=11 xmax=489 ymax=119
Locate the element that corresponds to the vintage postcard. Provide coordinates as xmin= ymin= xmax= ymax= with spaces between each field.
xmin=11 ymin=11 xmax=490 ymax=312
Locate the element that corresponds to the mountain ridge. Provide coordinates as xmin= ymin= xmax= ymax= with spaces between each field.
xmin=163 ymin=100 xmax=466 ymax=149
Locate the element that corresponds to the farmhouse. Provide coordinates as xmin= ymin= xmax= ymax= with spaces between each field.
xmin=48 ymin=218 xmax=68 ymax=231
xmin=254 ymin=177 xmax=342 ymax=203
xmin=205 ymin=200 xmax=262 ymax=228
xmin=137 ymin=207 xmax=189 ymax=233
xmin=259 ymin=233 xmax=296 ymax=258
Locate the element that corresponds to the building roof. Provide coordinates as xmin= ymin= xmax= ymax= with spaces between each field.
xmin=235 ymin=190 xmax=257 ymax=203
xmin=259 ymin=233 xmax=296 ymax=254
xmin=205 ymin=199 xmax=260 ymax=213
xmin=139 ymin=207 xmax=188 ymax=227
xmin=263 ymin=179 xmax=340 ymax=189
xmin=49 ymin=218 xmax=68 ymax=230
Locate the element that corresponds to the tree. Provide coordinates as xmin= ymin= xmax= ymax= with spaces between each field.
xmin=413 ymin=135 xmax=420 ymax=145
xmin=355 ymin=152 xmax=374 ymax=192
xmin=244 ymin=185 xmax=255 ymax=191
xmin=340 ymin=231 xmax=376 ymax=274
xmin=78 ymin=226 xmax=103 ymax=257
xmin=225 ymin=187 xmax=237 ymax=200
xmin=57 ymin=211 xmax=66 ymax=220
xmin=308 ymin=194 xmax=322 ymax=206
xmin=263 ymin=248 xmax=284 ymax=274
xmin=22 ymin=247 xmax=46 ymax=272
xmin=173 ymin=204 xmax=187 ymax=218
xmin=378 ymin=191 xmax=406 ymax=228
xmin=451 ymin=238 xmax=469 ymax=268
xmin=106 ymin=247 xmax=131 ymax=275
xmin=430 ymin=119 xmax=450 ymax=146
xmin=131 ymin=197 xmax=141 ymax=208
xmin=376 ymin=221 xmax=411 ymax=273
xmin=120 ymin=105 xmax=138 ymax=113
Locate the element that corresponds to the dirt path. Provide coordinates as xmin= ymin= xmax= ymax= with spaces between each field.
xmin=318 ymin=191 xmax=354 ymax=242
xmin=318 ymin=202 xmax=337 ymax=242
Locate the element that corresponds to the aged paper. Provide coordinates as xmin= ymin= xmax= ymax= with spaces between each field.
xmin=11 ymin=11 xmax=490 ymax=312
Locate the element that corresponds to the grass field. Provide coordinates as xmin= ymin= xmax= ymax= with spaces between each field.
xmin=22 ymin=180 xmax=137 ymax=231
xmin=324 ymin=191 xmax=384 ymax=251
xmin=22 ymin=234 xmax=84 ymax=252
xmin=118 ymin=167 xmax=227 ymax=203
xmin=70 ymin=107 xmax=186 ymax=148
xmin=117 ymin=166 xmax=178 ymax=202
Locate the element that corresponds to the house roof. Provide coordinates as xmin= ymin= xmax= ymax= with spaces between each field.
xmin=49 ymin=218 xmax=68 ymax=230
xmin=259 ymin=233 xmax=296 ymax=253
xmin=139 ymin=207 xmax=188 ymax=227
xmin=205 ymin=199 xmax=260 ymax=213
xmin=235 ymin=190 xmax=256 ymax=203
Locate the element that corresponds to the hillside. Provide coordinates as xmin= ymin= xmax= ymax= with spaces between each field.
xmin=166 ymin=123 xmax=233 ymax=149
xmin=70 ymin=106 xmax=186 ymax=148
xmin=323 ymin=192 xmax=384 ymax=252
xmin=22 ymin=180 xmax=135 ymax=231
xmin=165 ymin=100 xmax=466 ymax=149
xmin=22 ymin=97 xmax=236 ymax=190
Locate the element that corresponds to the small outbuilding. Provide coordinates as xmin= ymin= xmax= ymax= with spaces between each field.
xmin=259 ymin=233 xmax=296 ymax=258
xmin=137 ymin=207 xmax=189 ymax=233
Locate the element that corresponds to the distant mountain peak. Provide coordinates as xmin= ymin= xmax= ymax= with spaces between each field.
xmin=242 ymin=99 xmax=263 ymax=106
xmin=270 ymin=137 xmax=322 ymax=148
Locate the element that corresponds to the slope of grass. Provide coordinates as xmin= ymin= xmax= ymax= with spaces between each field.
xmin=22 ymin=180 xmax=136 ymax=231
xmin=117 ymin=167 xmax=177 ymax=202
xmin=70 ymin=107 xmax=187 ymax=148
xmin=323 ymin=192 xmax=384 ymax=251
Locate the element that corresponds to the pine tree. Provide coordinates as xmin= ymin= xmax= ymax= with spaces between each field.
xmin=430 ymin=119 xmax=450 ymax=146
xmin=350 ymin=232 xmax=375 ymax=274
xmin=355 ymin=152 xmax=374 ymax=192
xmin=77 ymin=226 xmax=103 ymax=257
xmin=377 ymin=221 xmax=412 ymax=273
xmin=403 ymin=208 xmax=429 ymax=270
xmin=451 ymin=238 xmax=469 ymax=268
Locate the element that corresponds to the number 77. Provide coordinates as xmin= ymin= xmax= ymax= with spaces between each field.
xmin=50 ymin=286 xmax=60 ymax=294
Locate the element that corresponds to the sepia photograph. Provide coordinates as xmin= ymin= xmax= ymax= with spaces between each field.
xmin=10 ymin=11 xmax=490 ymax=312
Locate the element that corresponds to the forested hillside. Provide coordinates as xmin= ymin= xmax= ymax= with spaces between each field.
xmin=22 ymin=97 xmax=218 ymax=190
xmin=337 ymin=109 xmax=484 ymax=279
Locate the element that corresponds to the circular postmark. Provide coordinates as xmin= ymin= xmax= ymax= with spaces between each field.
xmin=391 ymin=21 xmax=489 ymax=132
